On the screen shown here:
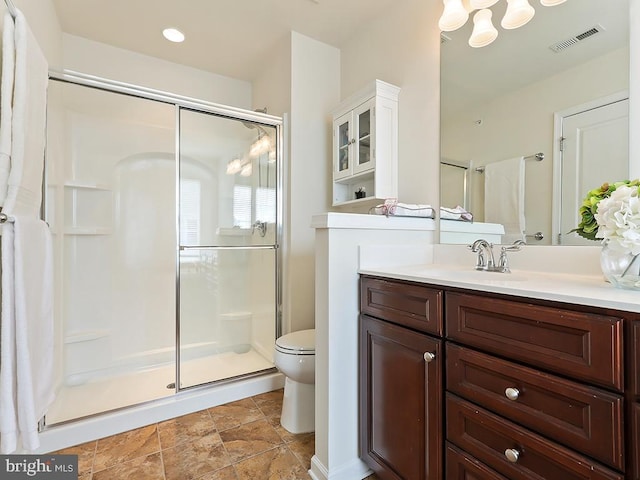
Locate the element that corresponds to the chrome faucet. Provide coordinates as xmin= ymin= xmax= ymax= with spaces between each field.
xmin=469 ymin=239 xmax=496 ymax=271
xmin=468 ymin=239 xmax=524 ymax=273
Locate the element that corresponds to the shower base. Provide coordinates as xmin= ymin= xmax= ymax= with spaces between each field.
xmin=46 ymin=348 xmax=274 ymax=425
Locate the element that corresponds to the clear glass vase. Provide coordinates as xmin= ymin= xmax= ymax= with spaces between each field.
xmin=600 ymin=240 xmax=640 ymax=290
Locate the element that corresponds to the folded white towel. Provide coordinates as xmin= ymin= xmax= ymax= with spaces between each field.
xmin=484 ymin=157 xmax=525 ymax=243
xmin=372 ymin=199 xmax=435 ymax=218
xmin=0 ymin=219 xmax=18 ymax=453
xmin=0 ymin=216 xmax=55 ymax=453
xmin=3 ymin=10 xmax=48 ymax=217
xmin=0 ymin=12 xmax=16 ymax=207
xmin=440 ymin=206 xmax=473 ymax=222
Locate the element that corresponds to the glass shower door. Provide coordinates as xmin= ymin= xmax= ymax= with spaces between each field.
xmin=45 ymin=80 xmax=177 ymax=424
xmin=178 ymin=108 xmax=279 ymax=389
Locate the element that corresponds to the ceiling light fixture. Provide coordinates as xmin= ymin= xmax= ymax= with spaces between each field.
xmin=439 ymin=0 xmax=567 ymax=47
xmin=469 ymin=9 xmax=499 ymax=47
xmin=438 ymin=0 xmax=469 ymax=32
xmin=470 ymin=0 xmax=499 ymax=8
xmin=162 ymin=28 xmax=185 ymax=43
xmin=501 ymin=0 xmax=535 ymax=29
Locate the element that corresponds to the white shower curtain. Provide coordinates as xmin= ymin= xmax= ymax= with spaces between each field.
xmin=0 ymin=7 xmax=54 ymax=453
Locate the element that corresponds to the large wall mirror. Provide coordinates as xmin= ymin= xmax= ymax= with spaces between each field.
xmin=440 ymin=0 xmax=629 ymax=245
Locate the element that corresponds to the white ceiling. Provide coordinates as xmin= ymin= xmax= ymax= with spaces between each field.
xmin=51 ymin=0 xmax=398 ymax=81
xmin=49 ymin=0 xmax=630 ymax=111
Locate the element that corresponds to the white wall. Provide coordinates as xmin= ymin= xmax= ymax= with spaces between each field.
xmin=61 ymin=34 xmax=252 ymax=109
xmin=339 ymin=0 xmax=442 ymax=208
xmin=286 ymin=32 xmax=340 ymax=333
xmin=252 ymin=36 xmax=292 ymax=118
xmin=12 ymin=0 xmax=62 ymax=68
xmin=442 ymin=47 xmax=629 ymax=243
xmin=630 ymin=0 xmax=640 ymax=178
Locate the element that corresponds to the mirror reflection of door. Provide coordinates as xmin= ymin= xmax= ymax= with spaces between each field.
xmin=558 ymin=97 xmax=629 ymax=245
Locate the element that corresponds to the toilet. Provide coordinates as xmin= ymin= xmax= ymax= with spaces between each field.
xmin=273 ymin=329 xmax=316 ymax=434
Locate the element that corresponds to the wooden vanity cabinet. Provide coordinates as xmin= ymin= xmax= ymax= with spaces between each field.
xmin=359 ymin=276 xmax=640 ymax=479
xmin=359 ymin=276 xmax=443 ymax=480
xmin=630 ymin=321 xmax=640 ymax=479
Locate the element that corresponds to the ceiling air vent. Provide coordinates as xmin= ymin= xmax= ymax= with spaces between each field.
xmin=549 ymin=24 xmax=604 ymax=53
xmin=441 ymin=33 xmax=451 ymax=44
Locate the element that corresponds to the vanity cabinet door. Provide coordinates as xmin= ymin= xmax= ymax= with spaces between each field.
xmin=446 ymin=292 xmax=624 ymax=391
xmin=359 ymin=314 xmax=442 ymax=480
xmin=360 ymin=276 xmax=443 ymax=336
xmin=446 ymin=344 xmax=624 ymax=469
xmin=447 ymin=394 xmax=623 ymax=480
xmin=631 ymin=321 xmax=640 ymax=399
xmin=632 ymin=403 xmax=640 ymax=480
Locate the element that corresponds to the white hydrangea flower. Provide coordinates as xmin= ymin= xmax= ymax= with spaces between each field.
xmin=595 ymin=185 xmax=640 ymax=255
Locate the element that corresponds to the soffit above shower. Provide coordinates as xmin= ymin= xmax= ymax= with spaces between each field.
xmin=51 ymin=0 xmax=397 ymax=82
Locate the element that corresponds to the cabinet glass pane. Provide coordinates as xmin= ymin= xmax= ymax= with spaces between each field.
xmin=338 ymin=121 xmax=350 ymax=172
xmin=358 ymin=110 xmax=371 ymax=166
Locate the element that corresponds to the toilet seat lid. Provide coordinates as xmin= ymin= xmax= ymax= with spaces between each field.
xmin=276 ymin=329 xmax=315 ymax=353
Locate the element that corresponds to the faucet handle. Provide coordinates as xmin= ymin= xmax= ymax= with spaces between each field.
xmin=502 ymin=239 xmax=526 ymax=251
xmin=498 ymin=240 xmax=525 ymax=272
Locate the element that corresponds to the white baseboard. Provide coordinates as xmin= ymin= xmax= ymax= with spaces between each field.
xmin=309 ymin=455 xmax=373 ymax=480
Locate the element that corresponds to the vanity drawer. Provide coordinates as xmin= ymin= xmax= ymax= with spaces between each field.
xmin=446 ymin=343 xmax=624 ymax=469
xmin=445 ymin=292 xmax=624 ymax=391
xmin=446 ymin=444 xmax=509 ymax=480
xmin=360 ymin=276 xmax=443 ymax=335
xmin=446 ymin=394 xmax=623 ymax=480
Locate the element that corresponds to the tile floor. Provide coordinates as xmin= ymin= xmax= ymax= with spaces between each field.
xmin=54 ymin=388 xmax=379 ymax=480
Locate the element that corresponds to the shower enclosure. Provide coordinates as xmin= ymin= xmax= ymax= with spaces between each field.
xmin=44 ymin=73 xmax=282 ymax=425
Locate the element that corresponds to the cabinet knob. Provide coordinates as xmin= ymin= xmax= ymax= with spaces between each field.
xmin=504 ymin=387 xmax=520 ymax=401
xmin=504 ymin=448 xmax=520 ymax=463
xmin=423 ymin=352 xmax=436 ymax=363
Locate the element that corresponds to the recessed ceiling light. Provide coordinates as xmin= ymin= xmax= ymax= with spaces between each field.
xmin=162 ymin=28 xmax=185 ymax=43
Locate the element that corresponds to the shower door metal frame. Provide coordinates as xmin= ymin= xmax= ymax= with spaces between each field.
xmin=47 ymin=69 xmax=284 ymax=399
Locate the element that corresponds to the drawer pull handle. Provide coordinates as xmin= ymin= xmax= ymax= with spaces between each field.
xmin=504 ymin=448 xmax=520 ymax=463
xmin=504 ymin=387 xmax=520 ymax=401
xmin=423 ymin=352 xmax=436 ymax=363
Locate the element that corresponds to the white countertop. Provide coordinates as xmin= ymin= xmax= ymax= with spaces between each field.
xmin=359 ymin=263 xmax=640 ymax=314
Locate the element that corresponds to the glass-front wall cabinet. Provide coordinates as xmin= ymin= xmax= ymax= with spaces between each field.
xmin=333 ymin=100 xmax=375 ymax=181
xmin=331 ymin=80 xmax=399 ymax=206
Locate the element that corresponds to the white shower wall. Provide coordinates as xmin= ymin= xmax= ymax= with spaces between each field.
xmin=58 ymin=98 xmax=176 ymax=385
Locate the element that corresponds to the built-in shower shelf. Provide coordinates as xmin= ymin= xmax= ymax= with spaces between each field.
xmin=64 ymin=329 xmax=110 ymax=344
xmin=64 ymin=180 xmax=111 ymax=190
xmin=63 ymin=227 xmax=111 ymax=235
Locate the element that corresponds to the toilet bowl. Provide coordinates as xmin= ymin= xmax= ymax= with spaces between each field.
xmin=273 ymin=329 xmax=315 ymax=434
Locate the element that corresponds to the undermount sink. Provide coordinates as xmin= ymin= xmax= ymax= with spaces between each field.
xmin=413 ymin=265 xmax=528 ymax=282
